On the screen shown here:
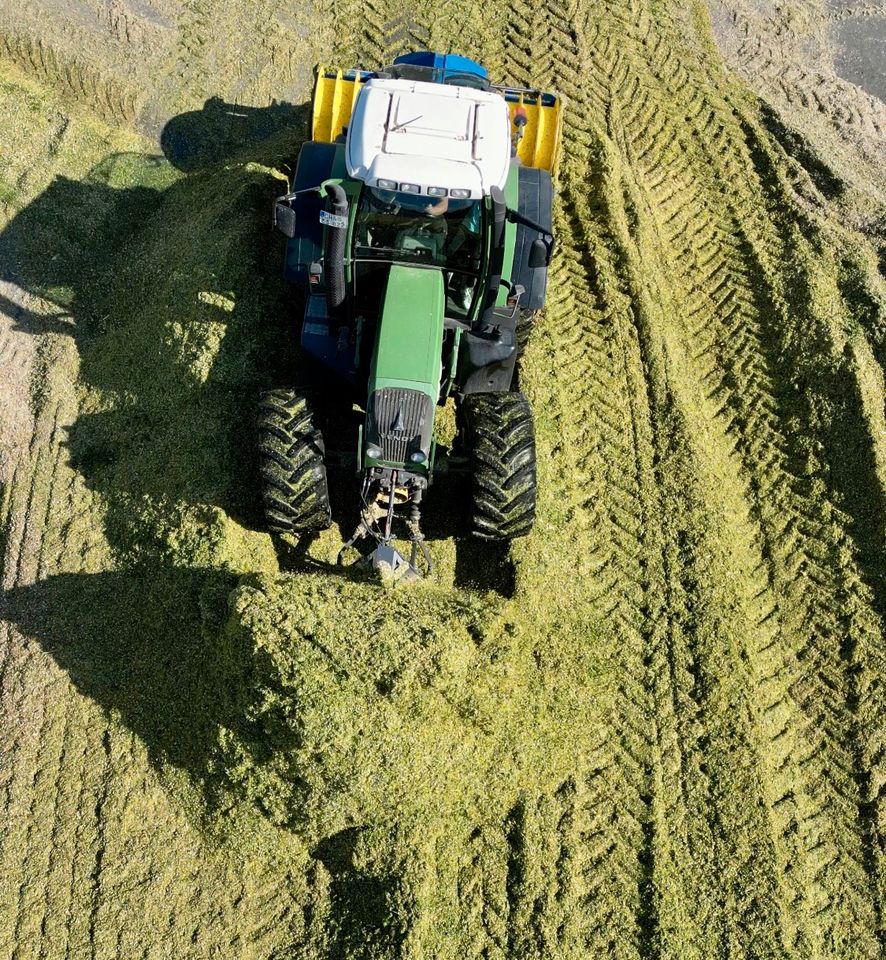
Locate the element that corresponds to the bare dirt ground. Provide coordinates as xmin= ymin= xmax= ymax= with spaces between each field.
xmin=0 ymin=1 xmax=884 ymax=958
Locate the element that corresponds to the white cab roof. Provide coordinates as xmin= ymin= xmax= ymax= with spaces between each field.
xmin=345 ymin=78 xmax=511 ymax=199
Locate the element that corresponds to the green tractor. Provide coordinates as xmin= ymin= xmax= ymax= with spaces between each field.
xmin=261 ymin=52 xmax=561 ymax=579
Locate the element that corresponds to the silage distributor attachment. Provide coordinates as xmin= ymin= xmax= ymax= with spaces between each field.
xmin=311 ymin=64 xmax=563 ymax=175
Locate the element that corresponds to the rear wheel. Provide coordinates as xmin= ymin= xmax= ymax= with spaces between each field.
xmin=257 ymin=388 xmax=331 ymax=533
xmin=461 ymin=391 xmax=536 ymax=540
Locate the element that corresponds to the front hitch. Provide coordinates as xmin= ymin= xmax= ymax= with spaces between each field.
xmin=337 ymin=473 xmax=433 ymax=582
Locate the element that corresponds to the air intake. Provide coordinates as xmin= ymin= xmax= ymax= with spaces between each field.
xmin=367 ymin=387 xmax=433 ymax=463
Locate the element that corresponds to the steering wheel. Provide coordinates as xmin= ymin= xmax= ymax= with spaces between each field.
xmin=407 ymin=216 xmax=447 ymax=236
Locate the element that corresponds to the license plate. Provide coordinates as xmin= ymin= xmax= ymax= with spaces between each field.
xmin=319 ymin=210 xmax=348 ymax=229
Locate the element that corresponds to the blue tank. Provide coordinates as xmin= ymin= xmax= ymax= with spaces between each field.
xmin=392 ymin=51 xmax=489 ymax=84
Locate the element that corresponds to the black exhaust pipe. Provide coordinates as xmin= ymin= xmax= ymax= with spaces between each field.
xmin=324 ymin=183 xmax=349 ymax=322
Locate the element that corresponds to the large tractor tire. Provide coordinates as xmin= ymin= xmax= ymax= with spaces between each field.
xmin=461 ymin=391 xmax=537 ymax=540
xmin=257 ymin=388 xmax=332 ymax=533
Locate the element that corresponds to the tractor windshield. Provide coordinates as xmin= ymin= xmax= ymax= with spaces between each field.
xmin=353 ymin=188 xmax=484 ymax=320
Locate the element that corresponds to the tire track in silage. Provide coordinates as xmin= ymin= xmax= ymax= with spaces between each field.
xmin=726 ymin=116 xmax=886 ymax=942
xmin=614 ymin=23 xmax=882 ymax=954
xmin=0 ymin=32 xmax=138 ymax=125
xmin=608 ymin=82 xmax=802 ymax=958
xmin=652 ymin=125 xmax=859 ymax=956
xmin=329 ymin=0 xmax=429 ymax=70
xmin=497 ymin=3 xmax=669 ymax=955
xmin=0 ymin=328 xmax=116 ymax=960
xmin=491 ymin=2 xmax=752 ymax=954
xmin=24 ymin=344 xmax=110 ymax=960
xmin=606 ymin=18 xmax=804 ymax=957
xmin=571 ymin=5 xmax=879 ymax=954
xmin=487 ymin=2 xmax=720 ymax=954
xmin=546 ymin=10 xmax=757 ymax=955
xmin=704 ymin=114 xmax=883 ymax=956
xmin=589 ymin=86 xmax=780 ymax=960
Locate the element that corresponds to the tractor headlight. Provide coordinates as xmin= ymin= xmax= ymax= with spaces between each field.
xmin=409 ymin=450 xmax=427 ymax=464
xmin=399 ymin=182 xmax=421 ymax=194
xmin=427 ymin=186 xmax=447 ymax=197
xmin=366 ymin=445 xmax=383 ymax=459
xmin=450 ymin=188 xmax=471 ymax=199
xmin=377 ymin=178 xmax=398 ymax=191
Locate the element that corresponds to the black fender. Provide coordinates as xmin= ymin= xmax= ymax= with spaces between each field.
xmin=282 ymin=141 xmax=341 ymax=284
xmin=457 ymin=307 xmax=518 ymax=395
xmin=511 ymin=166 xmax=553 ymax=311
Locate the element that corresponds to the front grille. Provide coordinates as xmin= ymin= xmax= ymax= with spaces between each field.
xmin=367 ymin=387 xmax=433 ymax=463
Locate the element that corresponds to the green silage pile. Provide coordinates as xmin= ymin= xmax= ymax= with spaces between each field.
xmin=1 ymin=0 xmax=885 ymax=948
xmin=215 ymin=574 xmax=605 ymax=838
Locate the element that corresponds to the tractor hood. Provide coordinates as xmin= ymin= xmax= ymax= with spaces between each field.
xmin=365 ymin=265 xmax=445 ymax=469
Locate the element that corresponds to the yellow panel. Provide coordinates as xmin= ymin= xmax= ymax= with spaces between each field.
xmin=329 ymin=69 xmax=344 ymax=141
xmin=311 ymin=67 xmax=363 ymax=143
xmin=535 ymin=100 xmax=548 ymax=167
xmin=537 ymin=98 xmax=561 ymax=171
xmin=523 ymin=97 xmax=538 ymax=168
xmin=507 ymin=96 xmax=562 ymax=175
xmin=311 ymin=70 xmax=336 ymax=142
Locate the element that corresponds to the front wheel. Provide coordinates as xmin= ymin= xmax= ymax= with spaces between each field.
xmin=460 ymin=391 xmax=537 ymax=540
xmin=257 ymin=388 xmax=332 ymax=533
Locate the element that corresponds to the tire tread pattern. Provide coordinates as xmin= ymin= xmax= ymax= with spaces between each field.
xmin=257 ymin=388 xmax=331 ymax=533
xmin=462 ymin=391 xmax=536 ymax=540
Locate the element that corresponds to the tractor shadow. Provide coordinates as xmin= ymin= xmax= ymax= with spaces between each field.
xmin=0 ymin=93 xmax=490 ymax=944
xmin=0 ymin=99 xmax=314 ymax=791
xmin=1 ymin=86 xmax=514 ymax=814
xmin=452 ymin=537 xmax=516 ymax=596
xmin=2 ymin=567 xmax=249 ymax=799
xmin=421 ymin=458 xmax=517 ymax=596
xmin=160 ymin=96 xmax=303 ymax=173
xmin=1 ymin=97 xmax=310 ymax=550
xmin=310 ymin=828 xmax=407 ymax=957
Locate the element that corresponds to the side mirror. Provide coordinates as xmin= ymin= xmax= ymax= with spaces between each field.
xmin=528 ymin=237 xmax=550 ymax=268
xmin=273 ymin=199 xmax=297 ymax=238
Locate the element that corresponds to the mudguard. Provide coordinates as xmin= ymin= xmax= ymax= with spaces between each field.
xmin=458 ymin=307 xmax=519 ymax=395
xmin=283 ymin=141 xmax=343 ymax=284
xmin=511 ymin=166 xmax=554 ymax=312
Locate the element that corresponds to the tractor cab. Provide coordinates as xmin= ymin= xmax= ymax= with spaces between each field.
xmin=353 ymin=187 xmax=484 ymax=321
xmin=344 ymin=73 xmax=512 ymax=328
xmin=344 ymin=76 xmax=512 ymax=199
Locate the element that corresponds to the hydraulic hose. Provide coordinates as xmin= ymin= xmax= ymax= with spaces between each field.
xmin=323 ymin=183 xmax=349 ymax=322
